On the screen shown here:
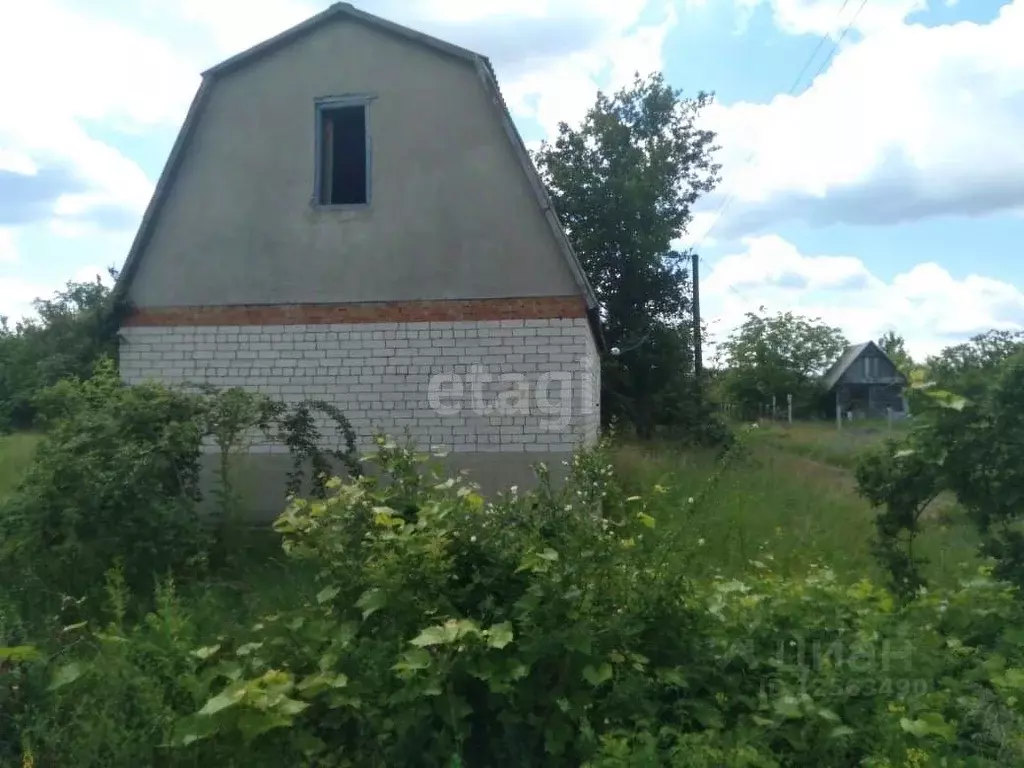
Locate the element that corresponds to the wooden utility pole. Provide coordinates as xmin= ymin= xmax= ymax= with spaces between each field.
xmin=692 ymin=254 xmax=702 ymax=388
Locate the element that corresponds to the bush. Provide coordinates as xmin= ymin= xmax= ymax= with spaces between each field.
xmin=0 ymin=273 xmax=122 ymax=432
xmin=0 ymin=359 xmax=362 ymax=619
xmin=140 ymin=441 xmax=1024 ymax=765
xmin=0 ymin=359 xmax=209 ymax=610
xmin=857 ymin=351 xmax=1024 ymax=594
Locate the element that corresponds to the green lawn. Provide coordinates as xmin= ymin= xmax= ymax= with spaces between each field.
xmin=0 ymin=432 xmax=39 ymax=498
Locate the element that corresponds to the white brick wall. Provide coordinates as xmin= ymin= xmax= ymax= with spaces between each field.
xmin=120 ymin=318 xmax=601 ymax=454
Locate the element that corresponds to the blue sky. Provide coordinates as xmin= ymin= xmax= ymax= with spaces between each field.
xmin=1 ymin=0 xmax=1022 ymax=359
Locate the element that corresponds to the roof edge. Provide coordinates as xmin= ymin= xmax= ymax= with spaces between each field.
xmin=202 ymin=2 xmax=483 ymax=79
xmin=472 ymin=59 xmax=599 ymax=312
xmin=822 ymin=340 xmax=907 ymax=390
xmin=112 ymin=80 xmax=213 ymax=305
xmin=115 ymin=3 xmax=600 ymax=322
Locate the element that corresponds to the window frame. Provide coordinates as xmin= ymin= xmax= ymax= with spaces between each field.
xmin=312 ymin=93 xmax=376 ymax=210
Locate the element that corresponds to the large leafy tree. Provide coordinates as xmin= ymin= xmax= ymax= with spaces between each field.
xmin=720 ymin=311 xmax=848 ymax=418
xmin=534 ymin=73 xmax=720 ymax=437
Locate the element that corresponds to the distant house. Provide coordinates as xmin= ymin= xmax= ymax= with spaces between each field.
xmin=822 ymin=341 xmax=907 ymax=419
xmin=112 ymin=3 xmax=602 ymax=516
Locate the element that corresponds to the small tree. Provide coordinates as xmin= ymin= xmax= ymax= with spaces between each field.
xmin=876 ymin=331 xmax=915 ymax=376
xmin=857 ymin=348 xmax=1024 ymax=594
xmin=720 ymin=311 xmax=848 ymax=418
xmin=0 ymin=269 xmax=123 ymax=431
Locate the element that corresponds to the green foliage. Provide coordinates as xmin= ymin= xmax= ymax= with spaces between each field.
xmin=3 ymin=438 xmax=1024 ymax=765
xmin=535 ymin=72 xmax=721 ymax=439
xmin=925 ymin=329 xmax=1024 ymax=400
xmin=877 ymin=331 xmax=916 ymax=376
xmin=0 ymin=361 xmax=362 ymax=618
xmin=856 ymin=349 xmax=1024 ymax=595
xmin=720 ymin=310 xmax=848 ymax=419
xmin=856 ymin=441 xmax=943 ymax=599
xmin=0 ymin=271 xmax=123 ymax=431
xmin=0 ymin=358 xmax=209 ymax=608
xmin=167 ymin=438 xmax=707 ymax=765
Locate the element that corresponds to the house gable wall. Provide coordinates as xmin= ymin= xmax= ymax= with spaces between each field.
xmin=126 ymin=17 xmax=580 ymax=308
xmin=835 ymin=348 xmax=901 ymax=385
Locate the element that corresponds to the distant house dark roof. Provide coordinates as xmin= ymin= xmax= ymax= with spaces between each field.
xmin=113 ymin=2 xmax=601 ymax=333
xmin=822 ymin=340 xmax=905 ymax=390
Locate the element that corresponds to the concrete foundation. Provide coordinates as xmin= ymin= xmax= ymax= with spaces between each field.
xmin=199 ymin=449 xmax=573 ymax=524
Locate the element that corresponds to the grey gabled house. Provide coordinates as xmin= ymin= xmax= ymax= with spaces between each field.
xmin=112 ymin=3 xmax=602 ymax=517
xmin=822 ymin=341 xmax=907 ymax=419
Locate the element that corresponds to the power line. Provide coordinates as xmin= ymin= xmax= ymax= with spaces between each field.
xmin=688 ymin=0 xmax=870 ymax=259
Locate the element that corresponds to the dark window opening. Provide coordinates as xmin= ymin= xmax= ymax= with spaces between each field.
xmin=318 ymin=104 xmax=367 ymax=205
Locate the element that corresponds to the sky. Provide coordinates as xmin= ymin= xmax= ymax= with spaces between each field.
xmin=1 ymin=0 xmax=1022 ymax=361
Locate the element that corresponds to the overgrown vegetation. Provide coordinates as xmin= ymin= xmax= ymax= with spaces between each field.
xmin=1 ymin=407 xmax=1023 ymax=766
xmin=0 ymin=361 xmax=361 ymax=614
xmin=0 ymin=270 xmax=122 ymax=432
xmin=856 ymin=336 xmax=1024 ymax=599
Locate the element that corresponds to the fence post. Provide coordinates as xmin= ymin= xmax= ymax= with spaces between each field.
xmin=787 ymin=393 xmax=793 ymax=425
xmin=887 ymin=406 xmax=893 ymax=431
xmin=771 ymin=395 xmax=777 ymax=421
xmin=836 ymin=391 xmax=842 ymax=431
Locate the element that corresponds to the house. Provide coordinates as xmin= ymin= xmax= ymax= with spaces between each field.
xmin=822 ymin=341 xmax=907 ymax=419
xmin=112 ymin=3 xmax=602 ymax=517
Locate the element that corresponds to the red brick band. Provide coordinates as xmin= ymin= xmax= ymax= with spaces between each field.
xmin=122 ymin=296 xmax=588 ymax=327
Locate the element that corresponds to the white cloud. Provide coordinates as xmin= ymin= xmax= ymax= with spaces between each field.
xmin=0 ymin=231 xmax=18 ymax=264
xmin=737 ymin=0 xmax=927 ymax=37
xmin=703 ymin=235 xmax=1024 ymax=360
xmin=161 ymin=0 xmax=678 ymax=138
xmin=702 ymin=0 xmax=1024 ymax=237
xmin=0 ymin=0 xmax=199 ymax=231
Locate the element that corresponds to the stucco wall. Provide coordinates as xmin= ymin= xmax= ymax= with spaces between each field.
xmin=119 ymin=317 xmax=600 ymax=455
xmin=127 ymin=17 xmax=580 ymax=308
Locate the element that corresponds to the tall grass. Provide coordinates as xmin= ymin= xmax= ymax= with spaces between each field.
xmin=610 ymin=435 xmax=980 ymax=587
xmin=753 ymin=419 xmax=910 ymax=469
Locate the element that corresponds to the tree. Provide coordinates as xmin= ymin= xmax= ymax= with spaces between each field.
xmin=0 ymin=268 xmax=121 ymax=430
xmin=534 ymin=72 xmax=720 ymax=437
xmin=877 ymin=331 xmax=915 ymax=375
xmin=720 ymin=311 xmax=848 ymax=418
xmin=924 ymin=329 xmax=1024 ymax=400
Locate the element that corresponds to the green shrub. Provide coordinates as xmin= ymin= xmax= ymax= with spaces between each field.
xmin=0 ymin=359 xmax=209 ymax=610
xmin=857 ymin=352 xmax=1024 ymax=595
xmin=6 ymin=435 xmax=1024 ymax=766
xmin=146 ymin=440 xmax=1024 ymax=766
xmin=0 ymin=359 xmax=362 ymax=619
